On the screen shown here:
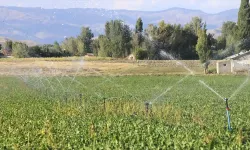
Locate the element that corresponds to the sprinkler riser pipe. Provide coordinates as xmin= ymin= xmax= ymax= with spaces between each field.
xmin=226 ymin=110 xmax=232 ymax=131
xmin=224 ymin=98 xmax=232 ymax=131
xmin=103 ymin=98 xmax=106 ymax=112
xmin=145 ymin=102 xmax=152 ymax=116
xmin=145 ymin=103 xmax=149 ymax=114
xmin=79 ymin=94 xmax=83 ymax=105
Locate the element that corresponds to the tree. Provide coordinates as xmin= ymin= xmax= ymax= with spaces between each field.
xmin=216 ymin=36 xmax=227 ymax=50
xmin=92 ymin=39 xmax=100 ymax=56
xmin=62 ymin=37 xmax=78 ymax=56
xmin=12 ymin=42 xmax=29 ymax=58
xmin=135 ymin=17 xmax=143 ymax=33
xmin=207 ymin=33 xmax=217 ymax=50
xmin=134 ymin=47 xmax=148 ymax=60
xmin=221 ymin=21 xmax=238 ymax=37
xmin=78 ymin=27 xmax=94 ymax=54
xmin=143 ymin=31 xmax=158 ymax=59
xmin=196 ymin=24 xmax=211 ymax=74
xmin=174 ymin=25 xmax=198 ymax=59
xmin=53 ymin=41 xmax=62 ymax=52
xmin=132 ymin=33 xmax=144 ymax=50
xmin=185 ymin=17 xmax=204 ymax=35
xmin=105 ymin=22 xmax=110 ymax=38
xmin=238 ymin=38 xmax=250 ymax=51
xmin=4 ymin=40 xmax=13 ymax=55
xmin=154 ymin=21 xmax=174 ymax=52
xmin=4 ymin=40 xmax=13 ymax=50
xmin=238 ymin=0 xmax=250 ymax=39
xmin=122 ymin=24 xmax=132 ymax=56
xmin=76 ymin=38 xmax=85 ymax=56
xmin=98 ymin=35 xmax=111 ymax=57
xmin=133 ymin=18 xmax=144 ymax=49
xmin=104 ymin=20 xmax=132 ymax=58
xmin=28 ymin=46 xmax=41 ymax=57
xmin=214 ymin=21 xmax=239 ymax=55
xmin=144 ymin=20 xmax=198 ymax=60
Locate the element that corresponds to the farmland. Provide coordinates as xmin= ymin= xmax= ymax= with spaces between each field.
xmin=0 ymin=57 xmax=217 ymax=76
xmin=0 ymin=72 xmax=250 ymax=149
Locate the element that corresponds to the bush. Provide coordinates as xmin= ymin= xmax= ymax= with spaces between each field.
xmin=28 ymin=46 xmax=42 ymax=57
xmin=208 ymin=68 xmax=217 ymax=74
xmin=12 ymin=42 xmax=29 ymax=58
xmin=134 ymin=48 xmax=148 ymax=60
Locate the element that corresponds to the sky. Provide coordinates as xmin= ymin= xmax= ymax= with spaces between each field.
xmin=0 ymin=0 xmax=241 ymax=14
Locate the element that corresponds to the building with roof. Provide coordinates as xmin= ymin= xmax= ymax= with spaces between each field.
xmin=217 ymin=51 xmax=250 ymax=74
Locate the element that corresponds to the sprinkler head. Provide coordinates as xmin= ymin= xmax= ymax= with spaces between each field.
xmin=145 ymin=102 xmax=152 ymax=107
xmin=224 ymin=98 xmax=230 ymax=109
xmin=145 ymin=102 xmax=152 ymax=116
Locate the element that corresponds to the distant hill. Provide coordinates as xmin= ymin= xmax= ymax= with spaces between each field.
xmin=0 ymin=37 xmax=38 ymax=47
xmin=0 ymin=6 xmax=239 ymax=44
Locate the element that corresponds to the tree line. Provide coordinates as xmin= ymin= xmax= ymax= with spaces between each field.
xmin=0 ymin=17 xmax=214 ymax=60
xmin=1 ymin=0 xmax=250 ymax=64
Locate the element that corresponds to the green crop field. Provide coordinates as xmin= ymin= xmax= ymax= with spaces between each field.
xmin=0 ymin=75 xmax=250 ymax=149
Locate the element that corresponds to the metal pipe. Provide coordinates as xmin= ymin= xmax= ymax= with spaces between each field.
xmin=103 ymin=98 xmax=106 ymax=112
xmin=224 ymin=98 xmax=232 ymax=131
xmin=145 ymin=102 xmax=149 ymax=115
xmin=79 ymin=93 xmax=83 ymax=106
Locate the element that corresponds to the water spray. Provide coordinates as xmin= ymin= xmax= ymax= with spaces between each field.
xmin=224 ymin=98 xmax=232 ymax=131
xmin=199 ymin=80 xmax=234 ymax=131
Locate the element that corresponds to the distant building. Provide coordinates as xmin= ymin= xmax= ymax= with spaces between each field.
xmin=217 ymin=51 xmax=250 ymax=74
xmin=226 ymin=51 xmax=250 ymax=60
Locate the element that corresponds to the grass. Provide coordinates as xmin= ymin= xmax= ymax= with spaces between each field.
xmin=0 ymin=75 xmax=250 ymax=149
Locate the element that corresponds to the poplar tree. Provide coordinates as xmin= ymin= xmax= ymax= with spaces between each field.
xmin=238 ymin=0 xmax=250 ymax=39
xmin=196 ymin=24 xmax=211 ymax=74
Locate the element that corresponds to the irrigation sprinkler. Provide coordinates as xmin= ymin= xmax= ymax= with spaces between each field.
xmin=199 ymin=81 xmax=234 ymax=131
xmin=103 ymin=97 xmax=107 ymax=112
xmin=45 ymin=88 xmax=48 ymax=96
xmin=145 ymin=102 xmax=152 ymax=116
xmin=64 ymin=92 xmax=68 ymax=104
xmin=79 ymin=93 xmax=83 ymax=106
xmin=224 ymin=98 xmax=232 ymax=131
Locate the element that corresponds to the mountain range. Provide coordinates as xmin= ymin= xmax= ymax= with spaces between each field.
xmin=0 ymin=6 xmax=239 ymax=45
